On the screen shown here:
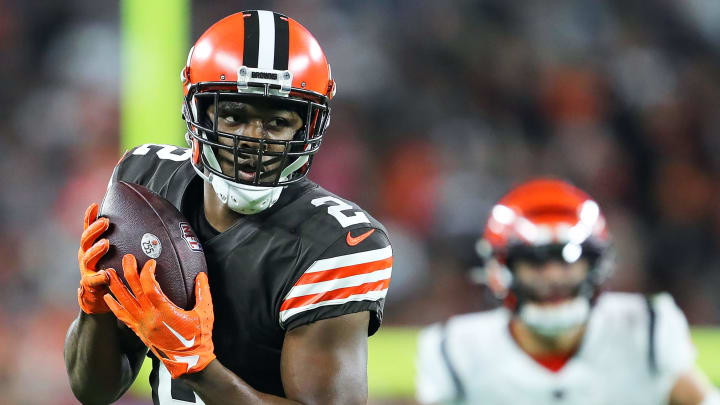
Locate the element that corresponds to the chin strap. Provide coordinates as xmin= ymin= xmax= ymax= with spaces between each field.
xmin=280 ymin=154 xmax=308 ymax=179
xmin=518 ymin=296 xmax=591 ymax=338
xmin=191 ymin=130 xmax=310 ymax=215
xmin=191 ymin=163 xmax=284 ymax=215
xmin=190 ymin=137 xmax=281 ymax=215
xmin=210 ymin=173 xmax=284 ymax=215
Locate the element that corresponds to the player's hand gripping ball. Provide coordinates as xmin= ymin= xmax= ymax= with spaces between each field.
xmin=77 ymin=203 xmax=112 ymax=314
xmin=104 ymin=254 xmax=215 ymax=378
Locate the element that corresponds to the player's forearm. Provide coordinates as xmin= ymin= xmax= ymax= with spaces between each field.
xmin=181 ymin=360 xmax=306 ymax=405
xmin=63 ymin=311 xmax=137 ymax=404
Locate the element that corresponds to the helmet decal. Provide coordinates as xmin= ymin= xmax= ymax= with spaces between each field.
xmin=239 ymin=11 xmax=290 ymax=70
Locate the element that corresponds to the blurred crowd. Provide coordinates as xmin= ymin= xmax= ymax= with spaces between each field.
xmin=1 ymin=0 xmax=719 ymax=403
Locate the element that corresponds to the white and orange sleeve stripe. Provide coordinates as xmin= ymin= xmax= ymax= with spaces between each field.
xmin=280 ymin=245 xmax=393 ymax=325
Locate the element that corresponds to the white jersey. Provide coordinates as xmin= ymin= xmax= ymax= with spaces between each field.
xmin=416 ymin=292 xmax=696 ymax=405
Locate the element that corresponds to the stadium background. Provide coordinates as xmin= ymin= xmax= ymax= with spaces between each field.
xmin=1 ymin=0 xmax=719 ymax=403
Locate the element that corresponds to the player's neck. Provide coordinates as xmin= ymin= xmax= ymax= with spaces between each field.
xmin=203 ymin=181 xmax=243 ymax=232
xmin=509 ymin=317 xmax=585 ymax=358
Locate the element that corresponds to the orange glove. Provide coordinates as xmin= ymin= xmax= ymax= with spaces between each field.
xmin=77 ymin=203 xmax=111 ymax=314
xmin=104 ymin=254 xmax=215 ymax=378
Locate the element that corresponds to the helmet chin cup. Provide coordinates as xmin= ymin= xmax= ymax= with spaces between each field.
xmin=192 ymin=161 xmax=284 ymax=215
xmin=209 ymin=173 xmax=229 ymax=204
xmin=209 ymin=173 xmax=283 ymax=215
xmin=518 ymin=296 xmax=590 ymax=338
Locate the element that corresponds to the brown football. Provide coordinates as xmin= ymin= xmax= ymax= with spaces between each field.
xmin=97 ymin=181 xmax=207 ymax=310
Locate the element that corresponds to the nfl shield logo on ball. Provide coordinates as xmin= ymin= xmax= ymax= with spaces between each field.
xmin=179 ymin=222 xmax=203 ymax=252
xmin=141 ymin=233 xmax=162 ymax=259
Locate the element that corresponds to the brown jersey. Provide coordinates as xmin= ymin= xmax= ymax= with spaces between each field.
xmin=111 ymin=144 xmax=392 ymax=402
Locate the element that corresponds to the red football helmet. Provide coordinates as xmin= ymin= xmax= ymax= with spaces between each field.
xmin=478 ymin=178 xmax=612 ymax=306
xmin=181 ymin=10 xmax=336 ymax=188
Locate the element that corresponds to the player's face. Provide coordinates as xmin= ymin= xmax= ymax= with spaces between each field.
xmin=205 ymin=100 xmax=303 ymax=182
xmin=513 ymin=259 xmax=589 ymax=305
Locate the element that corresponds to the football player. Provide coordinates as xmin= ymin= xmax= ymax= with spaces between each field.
xmin=64 ymin=11 xmax=392 ymax=405
xmin=416 ymin=179 xmax=718 ymax=405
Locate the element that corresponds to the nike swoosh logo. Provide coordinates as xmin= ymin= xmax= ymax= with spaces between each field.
xmin=346 ymin=229 xmax=375 ymax=246
xmin=163 ymin=321 xmax=195 ymax=348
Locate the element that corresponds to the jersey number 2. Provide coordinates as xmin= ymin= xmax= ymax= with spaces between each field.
xmin=133 ymin=144 xmax=192 ymax=161
xmin=158 ymin=363 xmax=205 ymax=404
xmin=311 ymin=196 xmax=370 ymax=228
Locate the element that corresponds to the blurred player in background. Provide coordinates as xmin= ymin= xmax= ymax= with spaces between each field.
xmin=64 ymin=10 xmax=392 ymax=405
xmin=416 ymin=179 xmax=718 ymax=405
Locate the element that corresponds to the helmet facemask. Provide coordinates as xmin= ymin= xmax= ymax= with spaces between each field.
xmin=184 ymin=86 xmax=330 ymax=188
xmin=504 ymin=242 xmax=606 ymax=337
xmin=182 ymin=79 xmax=330 ymax=215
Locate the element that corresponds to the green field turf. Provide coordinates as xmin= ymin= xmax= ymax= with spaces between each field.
xmin=128 ymin=326 xmax=719 ymax=399
xmin=691 ymin=327 xmax=720 ymax=386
